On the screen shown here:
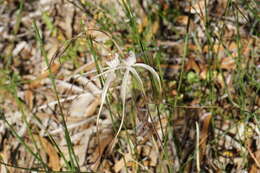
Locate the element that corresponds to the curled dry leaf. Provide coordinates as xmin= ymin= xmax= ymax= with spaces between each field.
xmin=186 ymin=58 xmax=200 ymax=73
xmin=199 ymin=113 xmax=212 ymax=163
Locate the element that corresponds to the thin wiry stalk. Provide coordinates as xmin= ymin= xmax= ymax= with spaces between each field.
xmin=34 ymin=21 xmax=80 ymax=171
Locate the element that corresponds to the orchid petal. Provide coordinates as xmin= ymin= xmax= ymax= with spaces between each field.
xmin=96 ymin=72 xmax=116 ymax=130
xmin=128 ymin=67 xmax=146 ymax=96
xmin=133 ymin=63 xmax=162 ymax=92
xmin=124 ymin=51 xmax=136 ymax=66
xmin=106 ymin=53 xmax=120 ymax=68
xmin=115 ymin=69 xmax=130 ymax=140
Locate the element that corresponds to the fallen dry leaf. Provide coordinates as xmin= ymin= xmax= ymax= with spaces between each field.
xmin=199 ymin=64 xmax=208 ymax=80
xmin=69 ymin=93 xmax=95 ymax=117
xmin=90 ymin=130 xmax=114 ymax=171
xmin=149 ymin=145 xmax=158 ymax=167
xmin=199 ymin=113 xmax=212 ymax=163
xmin=34 ymin=135 xmax=60 ymax=171
xmin=84 ymin=96 xmax=100 ymax=117
xmin=220 ymin=56 xmax=236 ymax=70
xmin=249 ymin=150 xmax=260 ymax=173
xmin=186 ymin=58 xmax=200 ymax=73
xmin=113 ymin=153 xmax=132 ymax=173
xmin=176 ymin=15 xmax=189 ymax=25
xmin=24 ymin=90 xmax=34 ymax=110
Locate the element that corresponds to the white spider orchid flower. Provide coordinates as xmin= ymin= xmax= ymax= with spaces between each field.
xmin=106 ymin=53 xmax=120 ymax=68
xmin=123 ymin=51 xmax=136 ymax=66
xmin=121 ymin=51 xmax=162 ymax=94
xmin=117 ymin=51 xmax=162 ymax=141
xmin=95 ymin=51 xmax=162 ymax=142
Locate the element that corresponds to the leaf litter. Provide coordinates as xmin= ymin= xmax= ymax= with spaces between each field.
xmin=0 ymin=0 xmax=259 ymax=172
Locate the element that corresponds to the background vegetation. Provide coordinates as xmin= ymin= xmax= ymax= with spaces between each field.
xmin=0 ymin=0 xmax=259 ymax=172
